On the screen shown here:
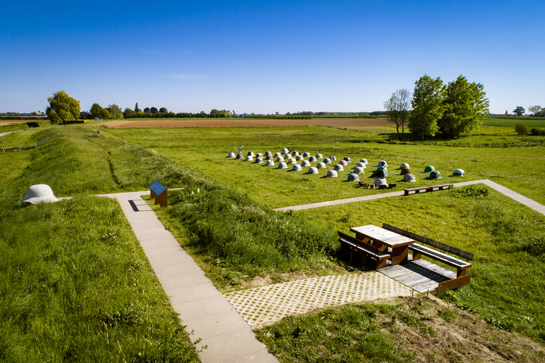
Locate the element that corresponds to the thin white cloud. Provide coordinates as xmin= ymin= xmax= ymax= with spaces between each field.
xmin=168 ymin=73 xmax=206 ymax=80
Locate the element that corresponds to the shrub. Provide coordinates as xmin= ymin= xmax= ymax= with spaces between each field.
xmin=530 ymin=127 xmax=545 ymax=136
xmin=515 ymin=123 xmax=528 ymax=135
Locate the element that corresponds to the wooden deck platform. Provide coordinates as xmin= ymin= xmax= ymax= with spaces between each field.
xmin=377 ymin=259 xmax=457 ymax=293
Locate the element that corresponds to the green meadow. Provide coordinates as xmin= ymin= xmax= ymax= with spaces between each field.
xmin=2 ymin=121 xmax=545 ymax=361
xmin=106 ymin=125 xmax=545 ymax=207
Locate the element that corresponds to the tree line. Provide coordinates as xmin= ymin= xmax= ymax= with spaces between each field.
xmin=384 ymin=74 xmax=490 ymax=140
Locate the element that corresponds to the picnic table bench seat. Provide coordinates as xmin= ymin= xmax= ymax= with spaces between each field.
xmin=404 ymin=184 xmax=453 ymax=196
xmin=381 ymin=223 xmax=473 ymax=292
xmin=409 ymin=243 xmax=471 ymax=277
xmin=338 ymin=231 xmax=391 ymax=269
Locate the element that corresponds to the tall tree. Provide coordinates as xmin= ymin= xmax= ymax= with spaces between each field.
xmin=384 ymin=88 xmax=411 ymax=141
xmin=528 ymin=105 xmax=541 ymax=116
xmin=438 ymin=75 xmax=489 ymax=138
xmin=409 ymin=75 xmax=445 ymax=139
xmin=123 ymin=108 xmax=134 ymax=118
xmin=107 ymin=104 xmax=123 ymax=119
xmin=159 ymin=107 xmax=168 ymax=113
xmin=90 ymin=103 xmax=104 ymax=118
xmin=46 ymin=90 xmax=80 ymax=124
xmin=513 ymin=106 xmax=525 ymax=116
xmin=134 ymin=102 xmax=141 ymax=113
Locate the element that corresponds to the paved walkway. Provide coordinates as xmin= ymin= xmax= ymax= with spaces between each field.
xmin=274 ymin=179 xmax=545 ymax=216
xmin=225 ymin=272 xmax=412 ymax=328
xmin=101 ymin=191 xmax=278 ymax=363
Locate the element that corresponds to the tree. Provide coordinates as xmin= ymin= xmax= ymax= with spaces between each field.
xmin=528 ymin=105 xmax=542 ymax=116
xmin=107 ymin=104 xmax=123 ymax=119
xmin=102 ymin=109 xmax=111 ymax=119
xmin=123 ymin=108 xmax=134 ymax=118
xmin=134 ymin=102 xmax=141 ymax=113
xmin=143 ymin=107 xmax=150 ymax=113
xmin=90 ymin=103 xmax=104 ymax=118
xmin=384 ymin=88 xmax=411 ymax=141
xmin=409 ymin=75 xmax=445 ymax=139
xmin=150 ymin=107 xmax=158 ymax=113
xmin=438 ymin=75 xmax=489 ymax=138
xmin=513 ymin=106 xmax=525 ymax=116
xmin=46 ymin=90 xmax=80 ymax=124
xmin=159 ymin=107 xmax=168 ymax=113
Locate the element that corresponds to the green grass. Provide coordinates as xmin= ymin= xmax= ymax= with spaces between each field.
xmin=256 ymin=302 xmax=416 ymax=363
xmin=256 ymin=296 xmax=545 ymax=362
xmin=0 ymin=120 xmax=51 ymax=134
xmin=146 ymin=184 xmax=339 ymax=291
xmin=107 ymin=125 xmax=545 ymax=207
xmin=0 ymin=197 xmax=200 ymax=362
xmin=0 ymin=127 xmax=203 ymax=361
xmin=483 ymin=117 xmax=545 ymax=128
xmin=296 ymin=185 xmax=545 ymax=342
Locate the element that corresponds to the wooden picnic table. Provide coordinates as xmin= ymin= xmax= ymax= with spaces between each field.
xmin=350 ymin=225 xmax=415 ymax=266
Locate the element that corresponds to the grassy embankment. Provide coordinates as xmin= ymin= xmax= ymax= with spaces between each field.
xmin=0 ymin=120 xmax=50 ymax=134
xmin=107 ymin=125 xmax=545 ymax=208
xmin=0 ymin=127 xmax=201 ymax=362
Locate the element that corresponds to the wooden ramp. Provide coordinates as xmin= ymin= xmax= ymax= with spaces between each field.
xmin=378 ymin=259 xmax=457 ymax=293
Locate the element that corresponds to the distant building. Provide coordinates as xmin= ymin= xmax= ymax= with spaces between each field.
xmin=80 ymin=111 xmax=93 ymax=119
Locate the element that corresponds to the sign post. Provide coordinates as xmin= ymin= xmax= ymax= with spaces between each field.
xmin=149 ymin=181 xmax=168 ymax=207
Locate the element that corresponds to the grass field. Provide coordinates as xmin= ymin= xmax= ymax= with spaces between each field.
xmin=3 ymin=122 xmax=545 ymax=360
xmin=105 ymin=124 xmax=545 ymax=345
xmin=483 ymin=117 xmax=545 ymax=128
xmin=0 ymin=126 xmax=202 ymax=361
xmin=106 ymin=125 xmax=545 ymax=207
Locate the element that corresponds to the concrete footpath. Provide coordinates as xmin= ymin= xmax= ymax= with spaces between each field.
xmin=102 ymin=191 xmax=278 ymax=363
xmin=274 ymin=179 xmax=545 ymax=216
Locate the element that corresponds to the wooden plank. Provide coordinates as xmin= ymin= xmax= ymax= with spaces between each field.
xmin=350 ymin=225 xmax=414 ymax=246
xmin=382 ymin=223 xmax=474 ymax=261
xmin=437 ymin=275 xmax=471 ymax=293
xmin=410 ymin=244 xmax=471 ymax=268
xmin=338 ymin=231 xmax=383 ymax=255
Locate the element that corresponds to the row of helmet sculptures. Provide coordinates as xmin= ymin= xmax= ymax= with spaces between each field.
xmin=227 ymin=148 xmax=465 ymax=183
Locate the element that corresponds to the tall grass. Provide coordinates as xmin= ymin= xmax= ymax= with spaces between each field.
xmin=0 ymin=196 xmax=200 ymax=362
xmin=161 ymin=186 xmax=337 ymax=283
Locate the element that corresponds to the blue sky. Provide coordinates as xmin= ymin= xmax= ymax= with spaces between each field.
xmin=1 ymin=0 xmax=543 ymax=114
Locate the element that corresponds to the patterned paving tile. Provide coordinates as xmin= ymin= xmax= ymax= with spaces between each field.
xmin=225 ymin=272 xmax=412 ymax=328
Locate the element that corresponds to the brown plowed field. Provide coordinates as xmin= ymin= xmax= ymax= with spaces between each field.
xmin=100 ymin=118 xmax=389 ymax=128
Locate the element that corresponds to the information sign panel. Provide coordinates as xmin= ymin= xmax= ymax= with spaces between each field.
xmin=149 ymin=181 xmax=168 ymax=207
xmin=150 ymin=181 xmax=166 ymax=195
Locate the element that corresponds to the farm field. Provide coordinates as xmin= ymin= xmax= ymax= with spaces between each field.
xmin=100 ymin=118 xmax=390 ymax=128
xmin=106 ymin=125 xmax=545 ymax=208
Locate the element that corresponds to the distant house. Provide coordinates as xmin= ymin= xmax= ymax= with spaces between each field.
xmin=80 ymin=111 xmax=93 ymax=119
